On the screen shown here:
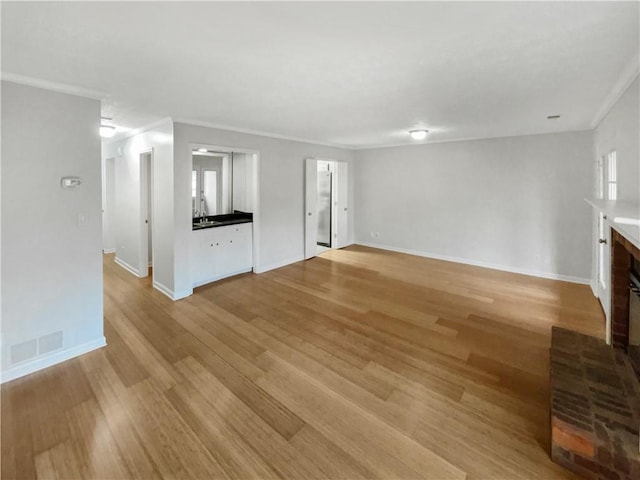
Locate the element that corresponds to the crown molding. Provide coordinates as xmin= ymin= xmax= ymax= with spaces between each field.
xmin=173 ymin=117 xmax=353 ymax=150
xmin=590 ymin=54 xmax=640 ymax=129
xmin=352 ymin=128 xmax=593 ymax=151
xmin=1 ymin=72 xmax=107 ymax=100
xmin=101 ymin=117 xmax=174 ymax=145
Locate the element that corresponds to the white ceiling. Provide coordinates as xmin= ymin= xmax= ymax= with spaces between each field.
xmin=2 ymin=2 xmax=638 ymax=148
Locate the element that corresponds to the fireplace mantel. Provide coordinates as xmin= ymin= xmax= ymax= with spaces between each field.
xmin=586 ymin=199 xmax=640 ymax=251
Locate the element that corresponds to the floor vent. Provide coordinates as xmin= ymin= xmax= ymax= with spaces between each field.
xmin=10 ymin=339 xmax=38 ymax=364
xmin=39 ymin=331 xmax=64 ymax=355
xmin=10 ymin=331 xmax=64 ymax=364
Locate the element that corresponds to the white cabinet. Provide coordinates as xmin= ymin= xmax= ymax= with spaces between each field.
xmin=191 ymin=230 xmax=215 ymax=287
xmin=215 ymin=224 xmax=253 ymax=276
xmin=190 ymin=223 xmax=253 ymax=287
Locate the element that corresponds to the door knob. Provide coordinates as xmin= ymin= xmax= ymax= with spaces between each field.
xmin=308 ymin=212 xmax=312 ymax=216
xmin=599 ymin=238 xmax=607 ymax=244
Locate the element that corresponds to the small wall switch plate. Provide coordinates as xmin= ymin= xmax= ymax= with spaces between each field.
xmin=61 ymin=177 xmax=81 ymax=188
xmin=77 ymin=212 xmax=89 ymax=226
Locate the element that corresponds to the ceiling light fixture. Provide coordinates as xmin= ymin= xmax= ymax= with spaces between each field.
xmin=99 ymin=117 xmax=116 ymax=138
xmin=198 ymin=148 xmax=208 ymax=153
xmin=409 ymin=129 xmax=428 ymax=140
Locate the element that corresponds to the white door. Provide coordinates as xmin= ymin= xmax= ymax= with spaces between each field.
xmin=304 ymin=158 xmax=318 ymax=259
xmin=596 ymin=213 xmax=612 ymax=343
xmin=336 ymin=162 xmax=349 ymax=248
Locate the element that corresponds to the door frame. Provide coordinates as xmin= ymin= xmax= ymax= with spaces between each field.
xmin=304 ymin=157 xmax=349 ymax=259
xmin=102 ymin=156 xmax=116 ymax=253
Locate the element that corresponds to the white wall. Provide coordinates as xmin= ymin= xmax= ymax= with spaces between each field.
xmin=1 ymin=81 xmax=104 ymax=382
xmin=593 ymin=75 xmax=639 ymax=205
xmin=354 ymin=131 xmax=594 ymax=282
xmin=173 ymin=122 xmax=355 ymax=297
xmin=102 ymin=120 xmax=175 ymax=296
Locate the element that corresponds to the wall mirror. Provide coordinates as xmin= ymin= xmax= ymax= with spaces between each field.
xmin=191 ymin=149 xmax=255 ymax=218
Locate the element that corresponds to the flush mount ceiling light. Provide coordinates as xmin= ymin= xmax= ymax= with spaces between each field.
xmin=99 ymin=117 xmax=116 ymax=138
xmin=409 ymin=129 xmax=429 ymax=140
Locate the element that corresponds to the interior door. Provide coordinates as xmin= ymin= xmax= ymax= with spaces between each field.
xmin=336 ymin=161 xmax=349 ymax=248
xmin=304 ymin=158 xmax=318 ymax=259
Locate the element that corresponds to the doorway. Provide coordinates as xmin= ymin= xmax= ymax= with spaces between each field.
xmin=304 ymin=158 xmax=349 ymax=259
xmin=140 ymin=151 xmax=154 ymax=277
xmin=189 ymin=143 xmax=260 ymax=272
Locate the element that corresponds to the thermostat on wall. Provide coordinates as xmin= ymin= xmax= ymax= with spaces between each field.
xmin=60 ymin=177 xmax=81 ymax=189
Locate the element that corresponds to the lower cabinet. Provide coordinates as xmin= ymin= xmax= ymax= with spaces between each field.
xmin=190 ymin=223 xmax=253 ymax=287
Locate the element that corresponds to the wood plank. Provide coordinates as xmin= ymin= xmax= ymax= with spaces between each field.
xmin=0 ymin=247 xmax=605 ymax=479
xmin=256 ymin=352 xmax=466 ymax=480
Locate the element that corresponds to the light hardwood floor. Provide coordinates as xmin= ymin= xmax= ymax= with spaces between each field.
xmin=2 ymin=245 xmax=604 ymax=479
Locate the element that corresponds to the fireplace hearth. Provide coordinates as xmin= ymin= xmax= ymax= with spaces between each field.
xmin=550 ymin=328 xmax=640 ymax=479
xmin=550 ymin=225 xmax=640 ymax=479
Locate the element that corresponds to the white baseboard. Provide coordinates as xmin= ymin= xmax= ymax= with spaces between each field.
xmin=103 ymin=248 xmax=116 ymax=254
xmin=1 ymin=336 xmax=107 ymax=384
xmin=253 ymin=244 xmax=354 ymax=274
xmin=152 ymin=280 xmax=192 ymax=301
xmin=590 ymin=279 xmax=598 ymax=297
xmin=356 ymin=241 xmax=591 ymax=285
xmin=114 ymin=256 xmax=140 ymax=276
xmin=173 ymin=289 xmax=193 ymax=300
xmin=192 ymin=268 xmax=253 ymax=288
xmin=152 ymin=280 xmax=174 ymax=299
xmin=255 ymin=256 xmax=304 ymax=274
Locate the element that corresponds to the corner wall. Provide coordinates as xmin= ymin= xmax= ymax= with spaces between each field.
xmin=354 ymin=130 xmax=594 ymax=282
xmin=1 ymin=81 xmax=104 ymax=382
xmin=593 ymin=76 xmax=640 ymax=205
xmin=591 ymin=75 xmax=640 ymax=290
xmin=101 ymin=120 xmax=175 ymax=297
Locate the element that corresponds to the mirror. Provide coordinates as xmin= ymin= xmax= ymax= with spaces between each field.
xmin=192 ymin=153 xmax=230 ymax=217
xmin=191 ymin=149 xmax=255 ymax=218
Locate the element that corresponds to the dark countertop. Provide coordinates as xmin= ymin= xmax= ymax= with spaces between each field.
xmin=192 ymin=212 xmax=253 ymax=231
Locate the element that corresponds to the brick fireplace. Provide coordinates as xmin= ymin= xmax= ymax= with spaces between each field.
xmin=610 ymin=229 xmax=640 ymax=354
xmin=550 ymin=227 xmax=640 ymax=480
